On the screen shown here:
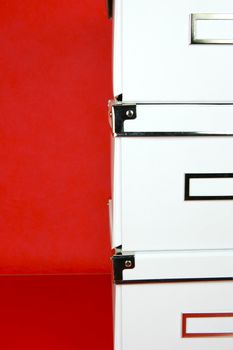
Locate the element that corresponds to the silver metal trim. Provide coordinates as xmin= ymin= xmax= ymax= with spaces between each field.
xmin=191 ymin=13 xmax=233 ymax=44
xmin=116 ymin=132 xmax=233 ymax=137
xmin=109 ymin=102 xmax=233 ymax=137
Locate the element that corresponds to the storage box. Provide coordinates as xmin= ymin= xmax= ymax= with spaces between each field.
xmin=111 ymin=0 xmax=233 ymax=102
xmin=110 ymin=103 xmax=233 ymax=251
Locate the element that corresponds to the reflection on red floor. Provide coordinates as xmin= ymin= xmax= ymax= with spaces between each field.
xmin=0 ymin=274 xmax=113 ymax=350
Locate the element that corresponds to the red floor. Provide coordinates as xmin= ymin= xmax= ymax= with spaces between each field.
xmin=0 ymin=274 xmax=113 ymax=349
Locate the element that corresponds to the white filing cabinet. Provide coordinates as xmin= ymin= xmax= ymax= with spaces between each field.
xmin=107 ymin=1 xmax=233 ymax=349
xmin=111 ymin=0 xmax=233 ymax=102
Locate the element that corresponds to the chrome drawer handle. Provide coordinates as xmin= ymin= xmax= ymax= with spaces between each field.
xmin=191 ymin=13 xmax=233 ymax=44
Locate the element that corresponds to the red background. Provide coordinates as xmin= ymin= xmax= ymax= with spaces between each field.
xmin=0 ymin=274 xmax=113 ymax=349
xmin=0 ymin=0 xmax=112 ymax=274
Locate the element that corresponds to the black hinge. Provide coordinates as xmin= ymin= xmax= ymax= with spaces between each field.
xmin=112 ymin=255 xmax=135 ymax=284
xmin=107 ymin=0 xmax=114 ymax=19
xmin=110 ymin=103 xmax=137 ymax=134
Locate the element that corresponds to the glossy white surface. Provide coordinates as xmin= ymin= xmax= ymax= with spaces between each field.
xmin=113 ymin=135 xmax=233 ymax=251
xmin=115 ymin=281 xmax=233 ymax=349
xmin=113 ymin=0 xmax=233 ymax=102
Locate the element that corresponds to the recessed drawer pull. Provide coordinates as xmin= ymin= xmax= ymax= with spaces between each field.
xmin=191 ymin=13 xmax=233 ymax=44
xmin=185 ymin=173 xmax=233 ymax=201
xmin=182 ymin=313 xmax=233 ymax=338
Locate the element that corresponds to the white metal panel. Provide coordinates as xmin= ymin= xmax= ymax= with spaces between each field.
xmin=114 ymin=0 xmax=233 ymax=102
xmin=123 ymin=251 xmax=233 ymax=281
xmin=115 ymin=137 xmax=233 ymax=251
xmin=124 ymin=105 xmax=233 ymax=133
xmin=115 ymin=281 xmax=233 ymax=349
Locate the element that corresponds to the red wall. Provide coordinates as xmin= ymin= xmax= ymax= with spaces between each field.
xmin=0 ymin=275 xmax=113 ymax=349
xmin=0 ymin=0 xmax=112 ymax=274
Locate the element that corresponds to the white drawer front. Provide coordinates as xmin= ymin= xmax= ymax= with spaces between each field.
xmin=114 ymin=0 xmax=233 ymax=102
xmin=113 ymin=137 xmax=233 ymax=251
xmin=115 ymin=281 xmax=233 ymax=350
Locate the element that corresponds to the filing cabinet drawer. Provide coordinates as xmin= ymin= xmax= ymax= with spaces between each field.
xmin=113 ymin=251 xmax=233 ymax=350
xmin=111 ymin=104 xmax=233 ymax=251
xmin=114 ymin=136 xmax=233 ymax=251
xmin=115 ymin=281 xmax=233 ymax=350
xmin=112 ymin=0 xmax=233 ymax=102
